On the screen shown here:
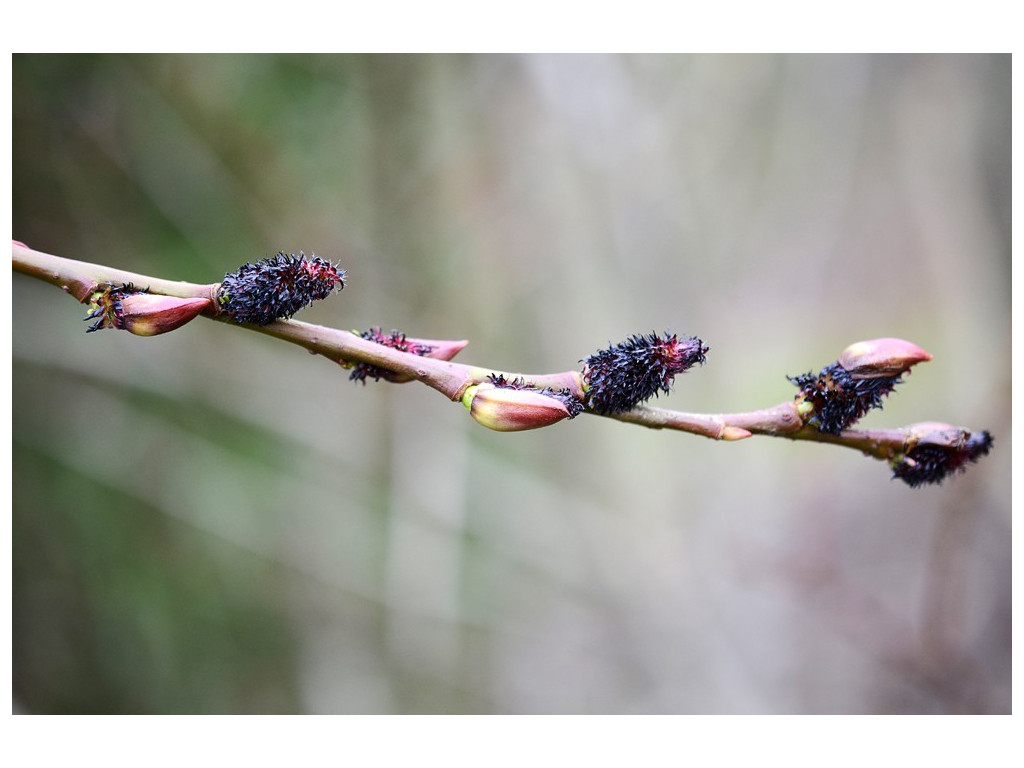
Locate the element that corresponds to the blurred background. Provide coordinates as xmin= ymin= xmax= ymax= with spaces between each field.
xmin=12 ymin=54 xmax=1010 ymax=714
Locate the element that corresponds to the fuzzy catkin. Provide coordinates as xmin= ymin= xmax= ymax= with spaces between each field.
xmin=218 ymin=252 xmax=345 ymax=325
xmin=583 ymin=332 xmax=708 ymax=414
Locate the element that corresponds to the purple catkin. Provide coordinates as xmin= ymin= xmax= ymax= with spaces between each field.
xmin=218 ymin=252 xmax=345 ymax=325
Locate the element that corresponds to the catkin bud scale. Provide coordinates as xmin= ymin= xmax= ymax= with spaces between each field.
xmin=118 ymin=294 xmax=211 ymax=336
xmin=839 ymin=338 xmax=932 ymax=380
xmin=462 ymin=384 xmax=573 ymax=432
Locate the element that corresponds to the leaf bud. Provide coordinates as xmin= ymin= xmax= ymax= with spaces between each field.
xmin=838 ymin=338 xmax=932 ymax=380
xmin=118 ymin=294 xmax=211 ymax=336
xmin=462 ymin=383 xmax=574 ymax=432
xmin=85 ymin=283 xmax=209 ymax=336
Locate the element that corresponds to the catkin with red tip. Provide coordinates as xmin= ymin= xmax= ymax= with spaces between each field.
xmin=582 ymin=332 xmax=708 ymax=414
xmin=217 ymin=252 xmax=345 ymax=325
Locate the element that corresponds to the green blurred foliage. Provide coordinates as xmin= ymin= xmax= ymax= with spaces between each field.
xmin=13 ymin=54 xmax=1010 ymax=714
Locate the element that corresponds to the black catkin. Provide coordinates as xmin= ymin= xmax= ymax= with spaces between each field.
xmin=583 ymin=332 xmax=708 ymax=414
xmin=218 ymin=252 xmax=345 ymax=325
xmin=892 ymin=431 xmax=994 ymax=488
xmin=789 ymin=362 xmax=902 ymax=434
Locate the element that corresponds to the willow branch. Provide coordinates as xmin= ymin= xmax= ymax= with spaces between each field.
xmin=13 ymin=241 xmax=991 ymax=482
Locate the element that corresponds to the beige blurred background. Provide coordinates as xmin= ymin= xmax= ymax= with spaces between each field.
xmin=12 ymin=54 xmax=1010 ymax=714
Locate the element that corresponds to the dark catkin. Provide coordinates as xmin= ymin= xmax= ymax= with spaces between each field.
xmin=217 ymin=252 xmax=345 ymax=325
xmin=350 ymin=328 xmax=433 ymax=383
xmin=583 ymin=332 xmax=708 ymax=414
xmin=789 ymin=362 xmax=902 ymax=434
xmin=892 ymin=431 xmax=994 ymax=488
xmin=488 ymin=374 xmax=584 ymax=418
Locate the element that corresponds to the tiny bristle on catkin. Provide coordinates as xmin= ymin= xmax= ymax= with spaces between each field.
xmin=217 ymin=252 xmax=345 ymax=325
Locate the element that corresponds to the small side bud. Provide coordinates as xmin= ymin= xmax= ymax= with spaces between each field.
xmin=118 ymin=294 xmax=211 ymax=336
xmin=839 ymin=338 xmax=933 ymax=380
xmin=348 ymin=328 xmax=468 ymax=384
xmin=891 ymin=424 xmax=994 ymax=488
xmin=462 ymin=383 xmax=574 ymax=432
xmin=85 ymin=284 xmax=210 ymax=336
